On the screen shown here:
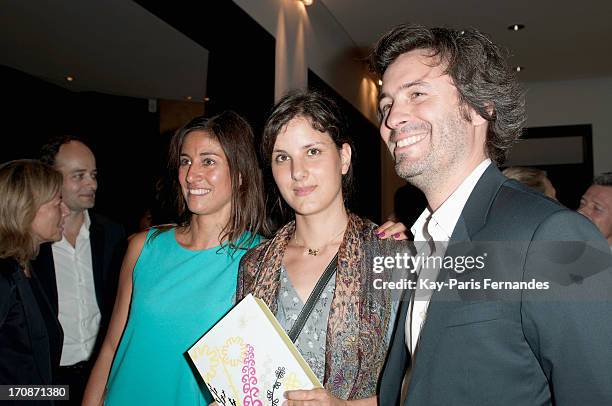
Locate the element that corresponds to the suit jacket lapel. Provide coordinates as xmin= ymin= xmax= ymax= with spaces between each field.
xmin=33 ymin=242 xmax=59 ymax=315
xmin=406 ymin=165 xmax=507 ymax=394
xmin=89 ymin=214 xmax=105 ymax=310
xmin=379 ymin=239 xmax=420 ymax=405
xmin=407 ymin=224 xmax=472 ymax=392
xmin=30 ymin=273 xmax=64 ymax=370
xmin=459 ymin=165 xmax=507 ymax=238
xmin=379 ymin=281 xmax=411 ymax=405
xmin=12 ymin=267 xmax=53 ymax=383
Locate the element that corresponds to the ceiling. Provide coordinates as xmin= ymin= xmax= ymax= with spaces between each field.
xmin=0 ymin=0 xmax=208 ymax=101
xmin=320 ymin=0 xmax=612 ymax=82
xmin=2 ymin=0 xmax=610 ymax=103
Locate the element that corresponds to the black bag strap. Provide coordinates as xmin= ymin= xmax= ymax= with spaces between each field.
xmin=288 ymin=253 xmax=338 ymax=342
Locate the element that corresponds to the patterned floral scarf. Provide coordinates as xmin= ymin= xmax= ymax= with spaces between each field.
xmin=237 ymin=213 xmax=402 ymax=399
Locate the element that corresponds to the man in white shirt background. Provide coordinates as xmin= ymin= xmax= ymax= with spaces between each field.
xmin=371 ymin=24 xmax=612 ymax=405
xmin=36 ymin=136 xmax=125 ymax=405
xmin=579 ymin=172 xmax=612 ymax=250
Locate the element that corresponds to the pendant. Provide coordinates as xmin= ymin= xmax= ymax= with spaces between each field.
xmin=307 ymin=248 xmax=319 ymax=256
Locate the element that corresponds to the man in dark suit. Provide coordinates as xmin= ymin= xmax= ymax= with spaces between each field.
xmin=34 ymin=136 xmax=125 ymax=405
xmin=370 ymin=25 xmax=612 ymax=405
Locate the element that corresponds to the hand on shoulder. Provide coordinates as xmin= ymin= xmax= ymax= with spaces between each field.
xmin=375 ymin=220 xmax=410 ymax=241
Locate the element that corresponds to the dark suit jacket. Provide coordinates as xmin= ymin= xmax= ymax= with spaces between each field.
xmin=0 ymin=258 xmax=63 ymax=404
xmin=379 ymin=165 xmax=612 ymax=405
xmin=33 ymin=212 xmax=126 ymax=363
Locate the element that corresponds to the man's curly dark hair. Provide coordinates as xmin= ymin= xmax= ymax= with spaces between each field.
xmin=369 ymin=24 xmax=526 ymax=165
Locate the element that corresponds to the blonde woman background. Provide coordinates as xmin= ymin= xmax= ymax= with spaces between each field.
xmin=0 ymin=159 xmax=69 ymax=404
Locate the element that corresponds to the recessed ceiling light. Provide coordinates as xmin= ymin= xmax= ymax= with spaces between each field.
xmin=508 ymin=24 xmax=525 ymax=31
xmin=377 ymin=79 xmax=383 ymax=86
xmin=515 ymin=66 xmax=524 ymax=72
xmin=65 ymin=76 xmax=74 ymax=82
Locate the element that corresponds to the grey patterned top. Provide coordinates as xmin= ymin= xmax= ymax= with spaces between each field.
xmin=276 ymin=265 xmax=336 ymax=384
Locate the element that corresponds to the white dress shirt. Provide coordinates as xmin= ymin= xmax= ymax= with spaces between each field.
xmin=405 ymin=159 xmax=491 ymax=354
xmin=52 ymin=210 xmax=101 ymax=365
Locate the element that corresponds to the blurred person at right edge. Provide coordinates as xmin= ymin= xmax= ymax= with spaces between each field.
xmin=0 ymin=160 xmax=69 ymax=405
xmin=238 ymin=90 xmax=406 ymax=406
xmin=502 ymin=166 xmax=557 ymax=200
xmin=579 ymin=172 xmax=612 ymax=250
xmin=371 ymin=24 xmax=612 ymax=405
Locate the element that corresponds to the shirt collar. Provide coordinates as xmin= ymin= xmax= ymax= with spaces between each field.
xmin=77 ymin=210 xmax=91 ymax=239
xmin=411 ymin=159 xmax=491 ymax=242
xmin=83 ymin=210 xmax=91 ymax=231
xmin=75 ymin=210 xmax=91 ymax=239
xmin=53 ymin=210 xmax=91 ymax=247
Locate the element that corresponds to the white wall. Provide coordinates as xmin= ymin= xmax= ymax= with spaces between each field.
xmin=234 ymin=1 xmax=612 ymax=219
xmin=524 ymin=76 xmax=612 ymax=175
xmin=233 ymin=0 xmax=378 ymax=123
xmin=234 ymin=0 xmax=392 ymax=218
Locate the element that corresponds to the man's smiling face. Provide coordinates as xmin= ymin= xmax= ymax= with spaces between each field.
xmin=379 ymin=49 xmax=484 ymax=190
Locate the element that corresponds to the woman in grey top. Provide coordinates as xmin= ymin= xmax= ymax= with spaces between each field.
xmin=238 ymin=90 xmax=405 ymax=406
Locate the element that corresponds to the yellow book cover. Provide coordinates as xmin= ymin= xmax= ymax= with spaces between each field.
xmin=188 ymin=294 xmax=322 ymax=406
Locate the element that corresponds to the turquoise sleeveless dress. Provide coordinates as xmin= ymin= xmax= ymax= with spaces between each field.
xmin=105 ymin=228 xmax=261 ymax=405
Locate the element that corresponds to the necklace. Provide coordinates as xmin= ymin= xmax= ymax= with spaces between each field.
xmin=307 ymin=248 xmax=320 ymax=256
xmin=293 ymin=225 xmax=347 ymax=257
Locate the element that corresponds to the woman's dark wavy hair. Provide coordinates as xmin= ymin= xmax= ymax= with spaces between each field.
xmin=156 ymin=111 xmax=266 ymax=252
xmin=261 ymin=90 xmax=355 ymax=222
xmin=369 ymin=24 xmax=526 ymax=164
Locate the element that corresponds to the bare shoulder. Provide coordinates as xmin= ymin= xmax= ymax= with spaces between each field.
xmin=123 ymin=230 xmax=151 ymax=266
xmin=128 ymin=230 xmax=148 ymax=250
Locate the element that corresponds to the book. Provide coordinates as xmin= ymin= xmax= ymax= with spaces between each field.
xmin=188 ymin=294 xmax=322 ymax=406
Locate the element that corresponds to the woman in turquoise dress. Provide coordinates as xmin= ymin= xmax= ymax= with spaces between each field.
xmin=83 ymin=111 xmax=267 ymax=405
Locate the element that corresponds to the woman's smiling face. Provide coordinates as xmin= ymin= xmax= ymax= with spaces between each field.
xmin=178 ymin=130 xmax=233 ymax=220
